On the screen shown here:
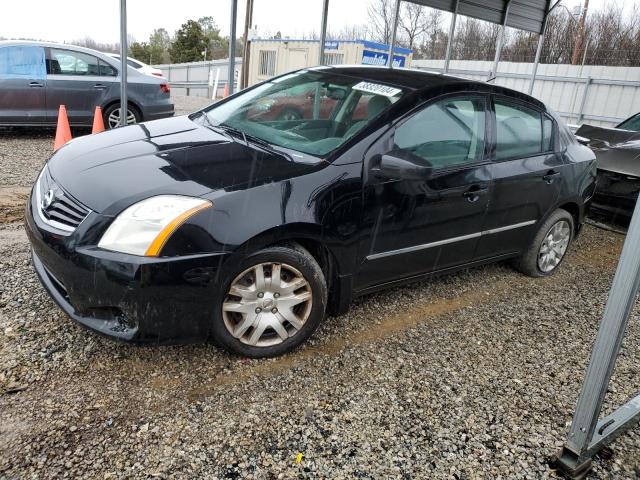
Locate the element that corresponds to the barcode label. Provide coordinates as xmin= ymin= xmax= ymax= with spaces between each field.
xmin=352 ymin=81 xmax=402 ymax=97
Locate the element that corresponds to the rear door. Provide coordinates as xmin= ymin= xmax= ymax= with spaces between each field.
xmin=355 ymin=94 xmax=492 ymax=291
xmin=0 ymin=45 xmax=47 ymax=124
xmin=45 ymin=47 xmax=117 ymax=125
xmin=475 ymin=95 xmax=566 ymax=259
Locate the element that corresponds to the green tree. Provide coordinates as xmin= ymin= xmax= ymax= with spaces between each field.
xmin=197 ymin=16 xmax=228 ymax=59
xmin=149 ymin=28 xmax=171 ymax=64
xmin=129 ymin=41 xmax=151 ymax=63
xmin=169 ymin=20 xmax=207 ymax=63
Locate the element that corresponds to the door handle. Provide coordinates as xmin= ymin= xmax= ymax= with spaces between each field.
xmin=93 ymin=84 xmax=107 ymax=90
xmin=29 ymin=81 xmax=44 ymax=88
xmin=542 ymin=170 xmax=561 ymax=184
xmin=463 ymin=185 xmax=489 ymax=203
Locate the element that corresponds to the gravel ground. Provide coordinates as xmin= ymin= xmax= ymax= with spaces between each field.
xmin=1 ymin=224 xmax=640 ymax=478
xmin=1 ymin=96 xmax=640 ymax=478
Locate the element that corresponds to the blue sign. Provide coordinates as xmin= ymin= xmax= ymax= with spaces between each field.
xmin=361 ymin=50 xmax=406 ymax=68
xmin=324 ymin=41 xmax=339 ymax=50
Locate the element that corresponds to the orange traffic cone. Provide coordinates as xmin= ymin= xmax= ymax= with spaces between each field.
xmin=223 ymin=83 xmax=229 ymax=98
xmin=53 ymin=105 xmax=72 ymax=152
xmin=92 ymin=106 xmax=105 ymax=134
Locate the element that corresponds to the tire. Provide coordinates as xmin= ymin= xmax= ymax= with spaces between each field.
xmin=513 ymin=208 xmax=574 ymax=277
xmin=211 ymin=243 xmax=327 ymax=358
xmin=103 ymin=103 xmax=141 ymax=129
xmin=277 ymin=108 xmax=303 ymax=121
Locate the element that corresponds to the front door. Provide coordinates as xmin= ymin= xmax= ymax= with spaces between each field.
xmin=0 ymin=45 xmax=47 ymax=124
xmin=45 ymin=48 xmax=115 ymax=125
xmin=355 ymin=94 xmax=492 ymax=291
xmin=476 ymin=96 xmax=567 ymax=259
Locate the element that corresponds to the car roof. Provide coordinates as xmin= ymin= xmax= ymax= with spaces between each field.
xmin=0 ymin=40 xmax=120 ymax=65
xmin=316 ymin=65 xmax=546 ymax=110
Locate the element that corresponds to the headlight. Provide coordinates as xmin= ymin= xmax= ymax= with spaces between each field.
xmin=98 ymin=195 xmax=212 ymax=256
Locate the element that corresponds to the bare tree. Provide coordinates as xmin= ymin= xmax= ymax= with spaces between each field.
xmin=399 ymin=3 xmax=428 ymax=50
xmin=367 ymin=0 xmax=396 ymax=44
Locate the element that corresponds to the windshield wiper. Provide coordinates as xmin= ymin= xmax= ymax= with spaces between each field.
xmin=199 ymin=116 xmax=294 ymax=160
xmin=216 ymin=124 xmax=272 ymax=149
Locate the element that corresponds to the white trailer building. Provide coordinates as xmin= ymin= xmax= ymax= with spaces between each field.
xmin=247 ymin=39 xmax=413 ymax=86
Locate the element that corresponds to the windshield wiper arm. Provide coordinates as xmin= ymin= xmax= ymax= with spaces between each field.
xmin=217 ymin=124 xmax=273 ymax=149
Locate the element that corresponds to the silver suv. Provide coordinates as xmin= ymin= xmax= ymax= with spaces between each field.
xmin=0 ymin=41 xmax=174 ymax=129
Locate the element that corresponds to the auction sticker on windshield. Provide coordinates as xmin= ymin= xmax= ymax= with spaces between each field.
xmin=352 ymin=81 xmax=402 ymax=97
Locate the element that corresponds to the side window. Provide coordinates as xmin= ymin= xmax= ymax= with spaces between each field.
xmin=0 ymin=46 xmax=46 ymax=78
xmin=495 ymin=100 xmax=546 ymax=160
xmin=618 ymin=114 xmax=640 ymax=132
xmin=99 ymin=60 xmax=117 ymax=77
xmin=49 ymin=49 xmax=101 ymax=76
xmin=394 ymin=96 xmax=486 ymax=169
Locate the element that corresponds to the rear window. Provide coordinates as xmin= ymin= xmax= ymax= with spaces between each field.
xmin=48 ymin=49 xmax=116 ymax=77
xmin=495 ymin=100 xmax=547 ymax=160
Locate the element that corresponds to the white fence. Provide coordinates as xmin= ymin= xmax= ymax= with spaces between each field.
xmin=413 ymin=59 xmax=640 ymax=127
xmin=154 ymin=58 xmax=242 ymax=98
xmin=156 ymin=57 xmax=640 ymax=127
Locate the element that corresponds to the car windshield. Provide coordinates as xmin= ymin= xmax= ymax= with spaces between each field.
xmin=202 ymin=70 xmax=405 ymax=156
xmin=617 ymin=114 xmax=640 ymax=132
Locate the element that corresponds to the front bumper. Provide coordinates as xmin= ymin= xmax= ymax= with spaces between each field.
xmin=26 ymin=193 xmax=229 ymax=344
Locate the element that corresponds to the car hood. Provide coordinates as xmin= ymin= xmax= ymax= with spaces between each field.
xmin=576 ymin=124 xmax=640 ymax=177
xmin=47 ymin=115 xmax=324 ymax=215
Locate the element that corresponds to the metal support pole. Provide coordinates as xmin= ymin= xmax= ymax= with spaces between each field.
xmin=528 ymin=32 xmax=545 ymax=94
xmin=228 ymin=0 xmax=238 ymax=95
xmin=387 ymin=0 xmax=401 ymax=68
xmin=443 ymin=0 xmax=459 ymax=73
xmin=240 ymin=0 xmax=253 ymax=89
xmin=119 ymin=0 xmax=128 ymax=127
xmin=489 ymin=0 xmax=511 ymax=81
xmin=577 ymin=77 xmax=592 ymax=123
xmin=318 ymin=0 xmax=329 ymax=65
xmin=554 ymin=177 xmax=640 ymax=479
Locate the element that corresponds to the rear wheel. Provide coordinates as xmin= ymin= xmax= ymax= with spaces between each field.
xmin=513 ymin=209 xmax=574 ymax=277
xmin=103 ymin=104 xmax=141 ymax=129
xmin=212 ymin=244 xmax=327 ymax=357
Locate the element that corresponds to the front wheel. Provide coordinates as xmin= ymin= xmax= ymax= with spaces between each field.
xmin=513 ymin=209 xmax=574 ymax=277
xmin=212 ymin=244 xmax=327 ymax=358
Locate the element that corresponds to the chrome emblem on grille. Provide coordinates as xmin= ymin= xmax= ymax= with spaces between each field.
xmin=41 ymin=189 xmax=55 ymax=210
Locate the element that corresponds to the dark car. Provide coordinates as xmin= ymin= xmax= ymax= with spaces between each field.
xmin=576 ymin=115 xmax=640 ymax=222
xmin=0 ymin=41 xmax=174 ymax=129
xmin=25 ymin=66 xmax=596 ymax=358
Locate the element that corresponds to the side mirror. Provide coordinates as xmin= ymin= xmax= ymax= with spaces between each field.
xmin=377 ymin=150 xmax=433 ymax=181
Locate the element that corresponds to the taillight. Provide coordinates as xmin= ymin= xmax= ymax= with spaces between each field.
xmin=160 ymin=83 xmax=170 ymax=93
xmin=152 ymin=72 xmax=164 ymax=77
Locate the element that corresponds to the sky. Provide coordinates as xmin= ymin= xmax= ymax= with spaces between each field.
xmin=0 ymin=0 xmax=635 ymax=45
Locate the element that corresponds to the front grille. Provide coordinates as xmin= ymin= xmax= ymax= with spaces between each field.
xmin=36 ymin=167 xmax=90 ymax=233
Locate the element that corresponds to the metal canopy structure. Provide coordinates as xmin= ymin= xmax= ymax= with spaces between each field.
xmin=411 ymin=0 xmax=549 ymax=34
xmin=397 ymin=0 xmax=556 ymax=90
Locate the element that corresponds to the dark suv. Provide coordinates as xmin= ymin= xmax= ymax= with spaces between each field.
xmin=25 ymin=66 xmax=596 ymax=357
xmin=0 ymin=41 xmax=174 ymax=129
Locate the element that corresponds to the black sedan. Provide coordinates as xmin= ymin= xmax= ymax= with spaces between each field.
xmin=25 ymin=66 xmax=596 ymax=357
